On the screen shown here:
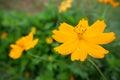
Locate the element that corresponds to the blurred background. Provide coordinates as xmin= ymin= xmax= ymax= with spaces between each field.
xmin=0 ymin=0 xmax=120 ymax=80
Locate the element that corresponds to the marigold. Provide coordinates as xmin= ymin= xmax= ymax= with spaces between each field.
xmin=99 ymin=0 xmax=119 ymax=8
xmin=9 ymin=32 xmax=38 ymax=59
xmin=52 ymin=19 xmax=115 ymax=61
xmin=58 ymin=0 xmax=73 ymax=13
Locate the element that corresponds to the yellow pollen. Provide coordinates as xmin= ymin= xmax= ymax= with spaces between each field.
xmin=74 ymin=24 xmax=88 ymax=36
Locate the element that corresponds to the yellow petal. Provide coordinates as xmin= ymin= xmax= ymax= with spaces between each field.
xmin=54 ymin=39 xmax=78 ymax=55
xmin=71 ymin=42 xmax=87 ymax=61
xmin=77 ymin=19 xmax=89 ymax=28
xmin=16 ymin=32 xmax=33 ymax=46
xmin=59 ymin=23 xmax=75 ymax=34
xmin=10 ymin=44 xmax=16 ymax=48
xmin=85 ymin=42 xmax=109 ymax=58
xmin=110 ymin=1 xmax=119 ymax=8
xmin=9 ymin=45 xmax=24 ymax=59
xmin=15 ymin=32 xmax=38 ymax=50
xmin=85 ymin=20 xmax=106 ymax=35
xmin=85 ymin=32 xmax=115 ymax=44
xmin=52 ymin=30 xmax=77 ymax=43
xmin=24 ymin=39 xmax=39 ymax=50
xmin=52 ymin=23 xmax=76 ymax=43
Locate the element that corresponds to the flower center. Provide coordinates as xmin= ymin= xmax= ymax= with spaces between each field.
xmin=74 ymin=24 xmax=88 ymax=39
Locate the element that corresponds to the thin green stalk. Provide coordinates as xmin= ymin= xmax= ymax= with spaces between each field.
xmin=28 ymin=53 xmax=48 ymax=61
xmin=100 ymin=5 xmax=110 ymax=20
xmin=87 ymin=58 xmax=107 ymax=80
xmin=28 ymin=53 xmax=63 ymax=62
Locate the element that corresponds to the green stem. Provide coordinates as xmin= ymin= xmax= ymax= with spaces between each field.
xmin=28 ymin=53 xmax=48 ymax=61
xmin=87 ymin=58 xmax=107 ymax=80
xmin=101 ymin=6 xmax=109 ymax=20
xmin=28 ymin=53 xmax=63 ymax=62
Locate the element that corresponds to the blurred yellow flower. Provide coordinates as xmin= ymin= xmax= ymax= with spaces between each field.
xmin=46 ymin=36 xmax=53 ymax=44
xmin=0 ymin=32 xmax=8 ymax=39
xmin=110 ymin=1 xmax=119 ymax=7
xmin=99 ymin=0 xmax=119 ymax=7
xmin=99 ymin=0 xmax=108 ymax=3
xmin=25 ymin=71 xmax=30 ymax=78
xmin=48 ymin=56 xmax=52 ymax=61
xmin=9 ymin=32 xmax=38 ymax=59
xmin=52 ymin=19 xmax=115 ymax=61
xmin=31 ymin=27 xmax=36 ymax=34
xmin=59 ymin=0 xmax=73 ymax=13
xmin=70 ymin=74 xmax=74 ymax=80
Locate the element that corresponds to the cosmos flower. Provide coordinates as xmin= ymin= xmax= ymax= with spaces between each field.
xmin=52 ymin=19 xmax=115 ymax=61
xmin=9 ymin=32 xmax=38 ymax=59
xmin=58 ymin=0 xmax=73 ymax=13
xmin=99 ymin=0 xmax=119 ymax=8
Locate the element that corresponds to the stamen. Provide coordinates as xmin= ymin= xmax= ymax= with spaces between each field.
xmin=74 ymin=24 xmax=88 ymax=39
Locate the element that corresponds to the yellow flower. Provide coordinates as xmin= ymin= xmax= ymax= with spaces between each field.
xmin=46 ymin=36 xmax=53 ymax=44
xmin=48 ymin=56 xmax=52 ymax=61
xmin=99 ymin=0 xmax=109 ymax=3
xmin=9 ymin=32 xmax=38 ymax=59
xmin=99 ymin=0 xmax=119 ymax=8
xmin=25 ymin=71 xmax=30 ymax=78
xmin=70 ymin=74 xmax=74 ymax=80
xmin=52 ymin=19 xmax=115 ymax=61
xmin=0 ymin=32 xmax=8 ymax=39
xmin=58 ymin=0 xmax=73 ymax=13
xmin=30 ymin=27 xmax=36 ymax=34
xmin=109 ymin=0 xmax=119 ymax=7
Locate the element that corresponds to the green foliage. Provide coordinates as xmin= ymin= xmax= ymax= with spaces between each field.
xmin=0 ymin=0 xmax=120 ymax=80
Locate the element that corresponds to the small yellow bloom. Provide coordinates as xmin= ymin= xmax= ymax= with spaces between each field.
xmin=0 ymin=32 xmax=8 ymax=38
xmin=58 ymin=0 xmax=73 ymax=13
xmin=30 ymin=27 xmax=36 ymax=34
xmin=48 ymin=56 xmax=52 ymax=61
xmin=99 ymin=0 xmax=119 ymax=8
xmin=70 ymin=74 xmax=74 ymax=80
xmin=25 ymin=71 xmax=30 ymax=78
xmin=52 ymin=19 xmax=115 ymax=61
xmin=110 ymin=0 xmax=119 ymax=7
xmin=46 ymin=36 xmax=53 ymax=44
xmin=9 ymin=32 xmax=38 ymax=59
